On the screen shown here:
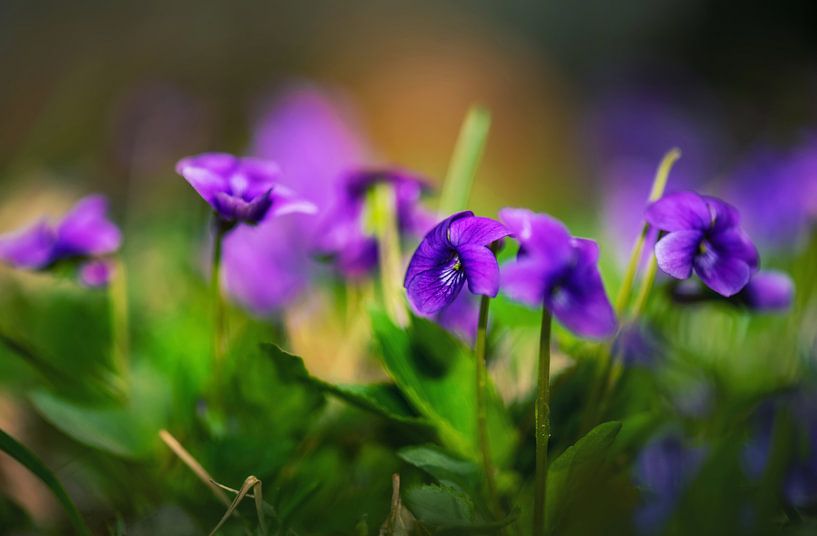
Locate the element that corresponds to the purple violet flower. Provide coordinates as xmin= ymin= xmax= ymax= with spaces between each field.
xmin=404 ymin=211 xmax=509 ymax=314
xmin=222 ymin=85 xmax=372 ymax=315
xmin=739 ymin=271 xmax=794 ymax=312
xmin=634 ymin=434 xmax=706 ymax=534
xmin=79 ymin=259 xmax=115 ymax=288
xmin=0 ymin=195 xmax=121 ymax=277
xmin=314 ymin=168 xmax=434 ymax=277
xmin=646 ymin=191 xmax=759 ymax=297
xmin=175 ymin=152 xmax=316 ymax=226
xmin=499 ymin=208 xmax=616 ymax=339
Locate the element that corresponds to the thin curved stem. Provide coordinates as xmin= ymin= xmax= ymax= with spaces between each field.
xmin=533 ymin=308 xmax=552 ymax=536
xmin=475 ymin=294 xmax=500 ymax=516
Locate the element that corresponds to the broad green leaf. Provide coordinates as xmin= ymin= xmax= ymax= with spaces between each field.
xmin=0 ymin=427 xmax=91 ymax=536
xmin=404 ymin=484 xmax=513 ymax=534
xmin=546 ymin=421 xmax=623 ymax=534
xmin=398 ymin=445 xmax=478 ymax=492
xmin=404 ymin=484 xmax=476 ymax=527
xmin=371 ymin=312 xmax=517 ymax=466
xmin=264 ymin=343 xmax=428 ymax=426
xmin=30 ymin=390 xmax=155 ymax=458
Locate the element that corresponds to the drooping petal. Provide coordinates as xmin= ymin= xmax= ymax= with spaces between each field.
xmin=268 ymin=186 xmax=319 ymax=217
xmin=404 ymin=212 xmax=472 ymax=287
xmin=500 ymin=257 xmax=549 ymax=307
xmin=708 ymin=227 xmax=759 ymax=271
xmin=645 ymin=191 xmax=711 ymax=232
xmin=0 ymin=220 xmax=56 ymax=269
xmin=55 ymin=195 xmax=122 ymax=257
xmin=654 ymin=230 xmax=703 ymax=280
xmin=447 ymin=215 xmax=509 ymax=248
xmin=432 ymin=291 xmax=480 ymax=343
xmin=405 ymin=258 xmax=466 ymax=314
xmin=741 ymin=271 xmax=794 ymax=311
xmin=499 ymin=207 xmax=573 ymax=261
xmin=693 ymin=249 xmax=751 ymax=297
xmin=703 ymin=195 xmax=740 ymax=231
xmin=176 ymin=153 xmax=235 ymax=203
xmin=571 ymin=237 xmax=601 ymax=264
xmin=548 ymin=253 xmax=617 ymax=339
xmin=457 ymin=243 xmax=501 ymax=297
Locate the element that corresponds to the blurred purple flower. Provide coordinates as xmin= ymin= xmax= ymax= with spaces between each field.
xmin=0 ymin=195 xmax=121 ymax=275
xmin=223 ymin=85 xmax=371 ymax=315
xmin=79 ymin=259 xmax=115 ymax=288
xmin=585 ymin=84 xmax=726 ymax=262
xmin=646 ymin=191 xmax=759 ymax=297
xmin=314 ymin=168 xmax=434 ymax=277
xmin=744 ymin=391 xmax=817 ymax=509
xmin=634 ymin=434 xmax=705 ymax=534
xmin=500 ymin=208 xmax=616 ymax=339
xmin=176 ymin=152 xmax=316 ymax=226
xmin=404 ymin=211 xmax=508 ymax=314
xmin=739 ymin=271 xmax=794 ymax=312
xmin=613 ymin=322 xmax=662 ymax=368
xmin=726 ymin=138 xmax=817 ymax=250
xmin=423 ymin=290 xmax=480 ymax=344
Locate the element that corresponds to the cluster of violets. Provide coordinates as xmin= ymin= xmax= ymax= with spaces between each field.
xmin=0 ymin=196 xmax=121 ymax=287
xmin=0 ymin=85 xmax=809 ymax=533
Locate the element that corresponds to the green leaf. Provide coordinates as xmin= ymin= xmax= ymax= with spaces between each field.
xmin=438 ymin=106 xmax=492 ymax=215
xmin=30 ymin=390 xmax=155 ymax=458
xmin=546 ymin=421 xmax=623 ymax=534
xmin=371 ymin=312 xmax=517 ymax=465
xmin=263 ymin=344 xmax=428 ymax=426
xmin=398 ymin=445 xmax=478 ymax=492
xmin=0 ymin=427 xmax=91 ymax=536
xmin=404 ymin=484 xmax=513 ymax=534
xmin=404 ymin=484 xmax=476 ymax=527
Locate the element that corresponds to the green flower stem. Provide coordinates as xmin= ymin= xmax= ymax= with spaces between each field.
xmin=613 ymin=148 xmax=680 ymax=315
xmin=475 ymin=293 xmax=500 ymax=516
xmin=368 ymin=182 xmax=408 ymax=326
xmin=533 ymin=308 xmax=552 ymax=536
xmin=211 ymin=219 xmax=227 ymax=370
xmin=582 ymin=149 xmax=681 ymax=433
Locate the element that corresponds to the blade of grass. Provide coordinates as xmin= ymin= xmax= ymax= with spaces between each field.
xmin=0 ymin=427 xmax=91 ymax=536
xmin=158 ymin=429 xmax=230 ymax=507
xmin=367 ymin=182 xmax=408 ymax=326
xmin=438 ymin=106 xmax=491 ymax=215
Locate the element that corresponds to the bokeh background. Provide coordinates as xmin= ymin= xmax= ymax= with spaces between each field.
xmin=1 ymin=1 xmax=817 ymax=533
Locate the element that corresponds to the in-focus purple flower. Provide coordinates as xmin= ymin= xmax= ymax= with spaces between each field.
xmin=404 ymin=211 xmax=509 ymax=315
xmin=0 ymin=195 xmax=121 ymax=274
xmin=176 ymin=152 xmax=316 ymax=226
xmin=314 ymin=168 xmax=434 ymax=277
xmin=634 ymin=434 xmax=706 ymax=534
xmin=646 ymin=191 xmax=759 ymax=297
xmin=499 ymin=208 xmax=616 ymax=339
